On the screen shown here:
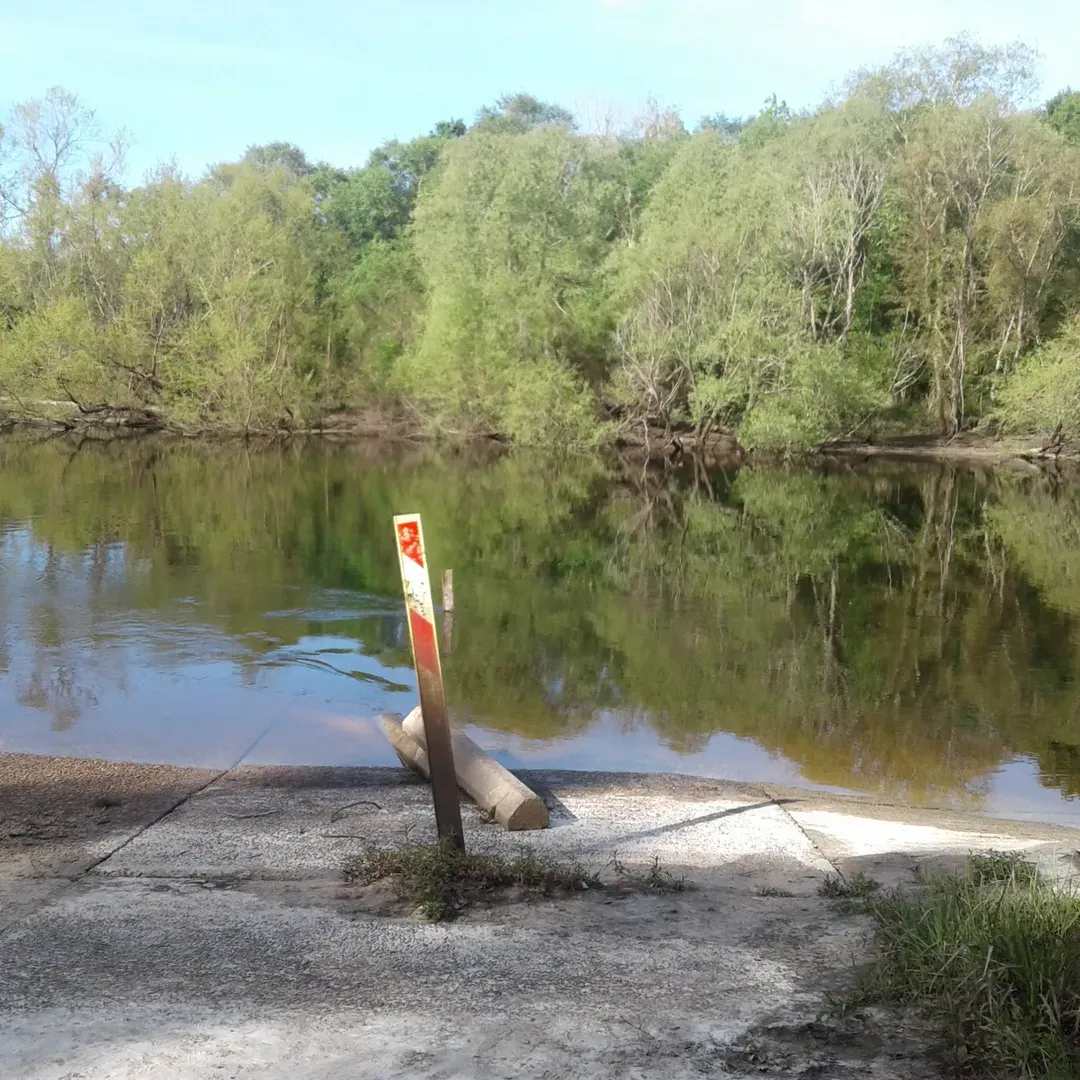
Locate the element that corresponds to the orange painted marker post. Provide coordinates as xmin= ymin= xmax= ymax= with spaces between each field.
xmin=393 ymin=514 xmax=465 ymax=849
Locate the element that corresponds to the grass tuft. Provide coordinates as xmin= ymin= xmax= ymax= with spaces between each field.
xmin=966 ymin=849 xmax=1039 ymax=887
xmin=610 ymin=854 xmax=688 ymax=893
xmin=854 ymin=851 xmax=1080 ymax=1077
xmin=345 ymin=840 xmax=597 ymax=921
xmin=819 ymin=871 xmax=881 ymax=900
xmin=818 ymin=871 xmax=881 ymax=913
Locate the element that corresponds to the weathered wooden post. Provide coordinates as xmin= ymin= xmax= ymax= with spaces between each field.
xmin=393 ymin=514 xmax=464 ymax=849
xmin=442 ymin=568 xmax=454 ymax=653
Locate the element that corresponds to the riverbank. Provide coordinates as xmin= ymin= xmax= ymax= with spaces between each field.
xmin=816 ymin=432 xmax=1080 ymax=468
xmin=3 ymin=753 xmax=1079 ymax=1079
xmin=5 ymin=407 xmax=1077 ymax=476
xmin=0 ymin=403 xmax=429 ymax=441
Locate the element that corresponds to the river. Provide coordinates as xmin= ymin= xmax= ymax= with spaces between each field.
xmin=2 ymin=435 xmax=1080 ymax=824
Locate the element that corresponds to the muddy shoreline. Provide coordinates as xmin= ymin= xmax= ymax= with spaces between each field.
xmin=4 ymin=408 xmax=1076 ymax=474
xmin=816 ymin=432 xmax=1080 ymax=468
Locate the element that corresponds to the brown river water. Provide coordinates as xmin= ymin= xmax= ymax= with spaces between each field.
xmin=2 ymin=435 xmax=1080 ymax=824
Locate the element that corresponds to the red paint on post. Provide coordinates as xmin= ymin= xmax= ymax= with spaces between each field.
xmin=396 ymin=521 xmax=425 ymax=568
xmin=408 ymin=607 xmax=440 ymax=677
xmin=393 ymin=513 xmax=463 ymax=848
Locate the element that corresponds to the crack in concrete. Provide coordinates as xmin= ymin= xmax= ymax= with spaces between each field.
xmin=78 ymin=723 xmax=276 ymax=879
xmin=760 ymin=782 xmax=844 ymax=878
xmin=0 ymin=725 xmax=276 ymax=939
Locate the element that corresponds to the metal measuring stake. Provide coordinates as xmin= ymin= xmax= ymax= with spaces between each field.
xmin=393 ymin=514 xmax=465 ymax=849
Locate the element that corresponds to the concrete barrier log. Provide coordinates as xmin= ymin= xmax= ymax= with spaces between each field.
xmin=380 ymin=713 xmax=430 ymax=779
xmin=401 ymin=707 xmax=548 ymax=831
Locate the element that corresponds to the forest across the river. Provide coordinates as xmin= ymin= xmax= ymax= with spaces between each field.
xmin=1 ymin=36 xmax=1079 ymax=452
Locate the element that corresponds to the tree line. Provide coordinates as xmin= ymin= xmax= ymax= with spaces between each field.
xmin=1 ymin=36 xmax=1078 ymax=448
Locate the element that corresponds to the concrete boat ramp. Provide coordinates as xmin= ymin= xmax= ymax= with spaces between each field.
xmin=2 ymin=753 xmax=1078 ymax=1079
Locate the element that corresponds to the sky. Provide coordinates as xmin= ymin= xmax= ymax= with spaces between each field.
xmin=0 ymin=0 xmax=1077 ymax=181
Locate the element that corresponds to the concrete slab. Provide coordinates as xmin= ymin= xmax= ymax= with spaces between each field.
xmin=93 ymin=768 xmax=832 ymax=895
xmin=0 ymin=872 xmax=856 ymax=1079
xmin=0 ymin=754 xmax=220 ymax=875
xmin=789 ymin=807 xmax=1080 ymax=888
xmin=5 ymin=758 xmax=1080 ymax=1079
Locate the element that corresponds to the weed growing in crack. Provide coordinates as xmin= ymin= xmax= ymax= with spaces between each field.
xmin=819 ymin=872 xmax=880 ymax=913
xmin=610 ymin=855 xmax=688 ymax=893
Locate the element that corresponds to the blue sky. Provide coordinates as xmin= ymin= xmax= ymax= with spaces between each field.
xmin=1 ymin=0 xmax=1076 ymax=181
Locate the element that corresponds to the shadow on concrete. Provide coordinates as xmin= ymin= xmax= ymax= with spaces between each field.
xmin=0 ymin=753 xmax=223 ymax=879
xmin=524 ymin=781 xmax=579 ymax=827
xmin=580 ymin=799 xmax=787 ymax=853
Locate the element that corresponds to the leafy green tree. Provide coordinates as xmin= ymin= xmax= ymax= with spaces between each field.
xmin=432 ymin=119 xmax=466 ymax=140
xmin=473 ymin=93 xmax=575 ymax=134
xmin=0 ymin=87 xmax=115 ymax=228
xmin=241 ymin=141 xmax=315 ymax=177
xmin=833 ymin=38 xmax=1079 ymax=433
xmin=890 ymin=107 xmax=1079 ymax=431
xmin=3 ymin=40 xmax=1080 ymax=449
xmin=339 ymin=238 xmax=424 ymax=388
xmin=0 ymin=158 xmax=347 ymax=430
xmin=696 ymin=113 xmax=746 ymax=138
xmin=320 ymin=123 xmax=466 ymax=391
xmin=1046 ymin=89 xmax=1080 ymax=147
xmin=611 ymin=94 xmax=894 ymax=447
xmin=328 ymin=129 xmax=454 ymax=250
xmin=404 ymin=125 xmax=613 ymax=443
xmin=598 ymin=103 xmax=688 ymax=250
xmin=997 ymin=314 xmax=1080 ymax=436
xmin=843 ymin=34 xmax=1040 ymax=113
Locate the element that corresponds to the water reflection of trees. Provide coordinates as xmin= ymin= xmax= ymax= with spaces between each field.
xmin=2 ymin=436 xmax=1080 ymax=805
xmin=597 ymin=460 xmax=1080 ymax=804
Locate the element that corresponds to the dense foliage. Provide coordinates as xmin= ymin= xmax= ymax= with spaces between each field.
xmin=1 ymin=39 xmax=1079 ymax=447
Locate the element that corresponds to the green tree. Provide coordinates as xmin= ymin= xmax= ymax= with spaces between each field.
xmin=329 ymin=126 xmax=461 ymax=250
xmin=696 ymin=113 xmax=746 ymax=138
xmin=473 ymin=93 xmax=575 ymax=134
xmin=3 ymin=43 xmax=1080 ymax=449
xmin=321 ymin=123 xmax=466 ymax=392
xmin=610 ymin=96 xmax=893 ymax=448
xmin=241 ymin=141 xmax=315 ymax=177
xmin=404 ymin=125 xmax=614 ymax=443
xmin=1046 ymin=89 xmax=1080 ymax=147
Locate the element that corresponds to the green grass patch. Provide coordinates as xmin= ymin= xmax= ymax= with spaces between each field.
xmin=345 ymin=841 xmax=597 ymax=921
xmin=819 ymin=871 xmax=882 ymax=900
xmin=853 ymin=852 xmax=1080 ymax=1078
xmin=819 ymin=871 xmax=881 ymax=913
xmin=966 ymin=849 xmax=1040 ymax=887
